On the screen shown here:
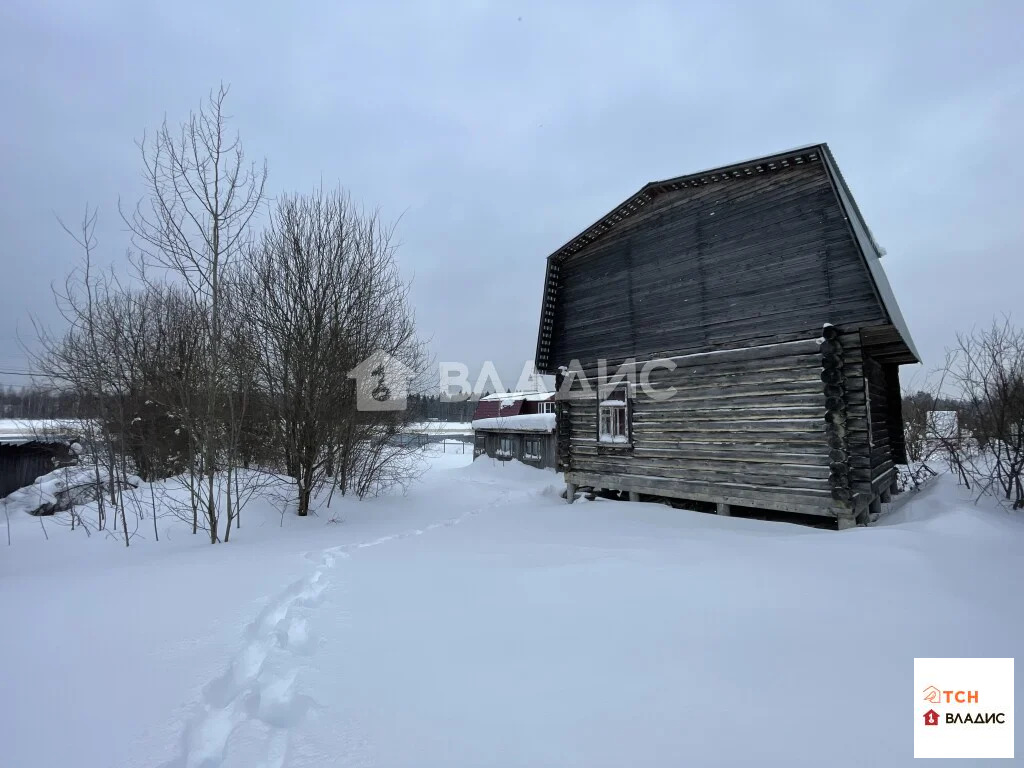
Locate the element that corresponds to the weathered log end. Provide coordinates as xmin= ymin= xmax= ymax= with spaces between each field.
xmin=823 ymin=383 xmax=845 ymax=399
xmin=820 ymin=367 xmax=843 ymax=385
xmin=818 ymin=338 xmax=844 ymax=356
xmin=830 ymin=486 xmax=853 ymax=502
xmin=824 ymin=409 xmax=848 ymax=426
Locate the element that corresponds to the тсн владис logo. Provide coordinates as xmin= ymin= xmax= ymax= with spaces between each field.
xmin=914 ymin=659 xmax=1013 ymax=758
xmin=919 ymin=684 xmax=1005 ymax=725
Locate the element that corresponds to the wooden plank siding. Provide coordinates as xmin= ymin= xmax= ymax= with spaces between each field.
xmin=473 ymin=430 xmax=558 ymax=470
xmin=0 ymin=443 xmax=62 ymax=499
xmin=549 ymin=160 xmax=888 ymax=368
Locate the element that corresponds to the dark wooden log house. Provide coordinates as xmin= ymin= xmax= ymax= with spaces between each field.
xmin=534 ymin=144 xmax=919 ymax=528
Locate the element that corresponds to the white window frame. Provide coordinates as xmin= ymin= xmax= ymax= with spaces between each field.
xmin=598 ymin=385 xmax=630 ymax=445
xmin=497 ymin=436 xmax=513 ymax=458
xmin=540 ymin=401 xmax=556 ymax=414
xmin=523 ymin=437 xmax=542 ymax=461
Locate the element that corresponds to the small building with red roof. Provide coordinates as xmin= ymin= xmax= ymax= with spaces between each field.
xmin=471 ymin=392 xmax=557 ymax=468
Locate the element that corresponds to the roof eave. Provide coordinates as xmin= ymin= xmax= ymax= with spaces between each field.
xmin=819 ymin=145 xmax=922 ymax=365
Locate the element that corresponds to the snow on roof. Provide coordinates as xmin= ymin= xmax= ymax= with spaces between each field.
xmin=0 ymin=419 xmax=78 ymax=446
xmin=472 ymin=413 xmax=556 ymax=434
xmin=478 ymin=391 xmax=554 ymax=403
xmin=819 ymin=145 xmax=920 ymax=364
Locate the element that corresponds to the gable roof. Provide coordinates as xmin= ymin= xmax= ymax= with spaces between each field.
xmin=535 ymin=143 xmax=920 ymax=371
xmin=471 ymin=397 xmax=524 ymax=421
xmin=818 ymin=145 xmax=921 ymax=364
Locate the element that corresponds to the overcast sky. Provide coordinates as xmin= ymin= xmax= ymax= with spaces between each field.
xmin=1 ymin=0 xmax=1021 ymax=392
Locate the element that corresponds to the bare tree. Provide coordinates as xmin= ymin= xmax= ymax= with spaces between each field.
xmin=33 ymin=209 xmax=136 ymax=544
xmin=27 ymin=88 xmax=435 ymax=546
xmin=941 ymin=318 xmax=1024 ymax=508
xmin=123 ymin=85 xmax=267 ymax=542
xmin=241 ymin=188 xmax=428 ymax=515
xmin=901 ymin=390 xmax=933 ymax=464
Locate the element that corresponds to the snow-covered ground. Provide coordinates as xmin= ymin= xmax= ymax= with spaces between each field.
xmin=1 ymin=451 xmax=1022 ymax=767
xmin=407 ymin=421 xmax=473 ymax=436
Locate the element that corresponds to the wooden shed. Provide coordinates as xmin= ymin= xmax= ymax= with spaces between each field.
xmin=0 ymin=435 xmax=76 ymax=499
xmin=534 ymin=144 xmax=919 ymax=528
xmin=471 ymin=392 xmax=558 ymax=469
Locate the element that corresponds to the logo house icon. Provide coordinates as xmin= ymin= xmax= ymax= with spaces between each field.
xmin=923 ymin=709 xmax=940 ymax=726
xmin=348 ymin=351 xmax=414 ymax=412
xmin=922 ymin=686 xmax=942 ymax=704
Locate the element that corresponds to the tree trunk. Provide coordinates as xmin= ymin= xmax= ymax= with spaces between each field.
xmin=207 ymin=470 xmax=218 ymax=543
xmin=223 ymin=467 xmax=233 ymax=542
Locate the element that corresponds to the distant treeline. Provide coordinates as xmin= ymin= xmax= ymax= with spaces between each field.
xmin=1 ymin=387 xmax=487 ymax=423
xmin=0 ymin=386 xmax=83 ymax=420
xmin=406 ymin=393 xmax=494 ymax=423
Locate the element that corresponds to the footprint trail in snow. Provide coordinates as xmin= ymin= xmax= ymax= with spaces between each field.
xmin=166 ymin=486 xmax=512 ymax=768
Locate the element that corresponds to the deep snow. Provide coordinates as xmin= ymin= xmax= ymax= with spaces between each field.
xmin=1 ymin=451 xmax=1021 ymax=767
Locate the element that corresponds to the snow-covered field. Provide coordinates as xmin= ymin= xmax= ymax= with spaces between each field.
xmin=1 ymin=451 xmax=1022 ymax=767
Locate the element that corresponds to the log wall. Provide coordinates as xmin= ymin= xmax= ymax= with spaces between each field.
xmin=539 ymin=152 xmax=914 ymax=521
xmin=560 ymin=338 xmax=844 ymax=517
xmin=838 ymin=330 xmax=900 ymax=499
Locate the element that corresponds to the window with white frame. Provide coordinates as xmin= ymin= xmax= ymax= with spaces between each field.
xmin=497 ymin=436 xmax=513 ymax=457
xmin=540 ymin=401 xmax=556 ymax=414
xmin=598 ymin=385 xmax=630 ymax=444
xmin=523 ymin=437 xmax=542 ymax=460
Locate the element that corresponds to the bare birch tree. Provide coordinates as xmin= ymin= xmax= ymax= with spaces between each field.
xmin=123 ymin=85 xmax=267 ymax=542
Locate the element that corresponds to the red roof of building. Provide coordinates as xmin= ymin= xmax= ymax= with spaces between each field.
xmin=471 ymin=398 xmax=524 ymax=421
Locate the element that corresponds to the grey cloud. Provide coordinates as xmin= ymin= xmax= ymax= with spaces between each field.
xmin=1 ymin=0 xmax=1022 ymax=389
